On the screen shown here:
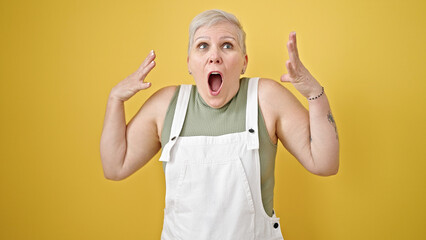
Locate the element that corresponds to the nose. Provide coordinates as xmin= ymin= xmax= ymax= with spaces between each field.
xmin=208 ymin=49 xmax=222 ymax=64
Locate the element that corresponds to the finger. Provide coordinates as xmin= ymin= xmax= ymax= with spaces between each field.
xmin=285 ymin=60 xmax=297 ymax=78
xmin=139 ymin=60 xmax=156 ymax=81
xmin=137 ymin=50 xmax=156 ymax=72
xmin=137 ymin=60 xmax=155 ymax=90
xmin=280 ymin=73 xmax=292 ymax=82
xmin=287 ymin=40 xmax=299 ymax=66
xmin=290 ymin=31 xmax=299 ymax=58
xmin=140 ymin=82 xmax=152 ymax=90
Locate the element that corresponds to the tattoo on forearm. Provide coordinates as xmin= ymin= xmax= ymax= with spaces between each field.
xmin=327 ymin=111 xmax=339 ymax=140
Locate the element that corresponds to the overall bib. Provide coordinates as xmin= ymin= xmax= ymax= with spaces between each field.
xmin=159 ymin=78 xmax=284 ymax=240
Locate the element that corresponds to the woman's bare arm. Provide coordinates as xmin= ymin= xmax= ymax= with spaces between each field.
xmin=260 ymin=80 xmax=339 ymax=176
xmin=259 ymin=32 xmax=339 ymax=176
xmin=100 ymin=87 xmax=176 ymax=180
xmin=99 ymin=50 xmax=176 ymax=180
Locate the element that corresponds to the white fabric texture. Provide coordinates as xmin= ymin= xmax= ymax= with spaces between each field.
xmin=160 ymin=78 xmax=284 ymax=240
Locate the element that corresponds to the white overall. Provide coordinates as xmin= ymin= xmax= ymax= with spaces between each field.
xmin=159 ymin=78 xmax=284 ymax=240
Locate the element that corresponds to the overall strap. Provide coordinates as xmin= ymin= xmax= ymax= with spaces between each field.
xmin=246 ymin=77 xmax=260 ymax=150
xmin=159 ymin=85 xmax=192 ymax=162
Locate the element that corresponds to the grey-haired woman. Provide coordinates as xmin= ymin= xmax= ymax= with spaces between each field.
xmin=100 ymin=9 xmax=339 ymax=239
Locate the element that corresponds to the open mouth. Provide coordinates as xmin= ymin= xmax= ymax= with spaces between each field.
xmin=208 ymin=71 xmax=223 ymax=96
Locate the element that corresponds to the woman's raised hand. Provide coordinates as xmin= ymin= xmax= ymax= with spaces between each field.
xmin=280 ymin=32 xmax=322 ymax=99
xmin=110 ymin=50 xmax=156 ymax=101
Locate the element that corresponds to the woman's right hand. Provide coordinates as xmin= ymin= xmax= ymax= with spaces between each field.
xmin=110 ymin=50 xmax=156 ymax=101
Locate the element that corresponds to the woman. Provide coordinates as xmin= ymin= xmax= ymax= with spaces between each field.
xmin=100 ymin=9 xmax=339 ymax=240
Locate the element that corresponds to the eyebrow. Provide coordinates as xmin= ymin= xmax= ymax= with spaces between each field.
xmin=194 ymin=36 xmax=237 ymax=42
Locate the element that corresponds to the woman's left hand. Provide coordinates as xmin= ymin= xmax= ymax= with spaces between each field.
xmin=281 ymin=32 xmax=323 ymax=99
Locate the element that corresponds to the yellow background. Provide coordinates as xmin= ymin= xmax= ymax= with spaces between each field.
xmin=1 ymin=0 xmax=425 ymax=239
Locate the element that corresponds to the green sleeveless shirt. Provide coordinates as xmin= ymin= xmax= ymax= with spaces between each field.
xmin=161 ymin=77 xmax=277 ymax=217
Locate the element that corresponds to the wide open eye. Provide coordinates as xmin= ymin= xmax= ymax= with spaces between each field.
xmin=223 ymin=43 xmax=233 ymax=49
xmin=198 ymin=43 xmax=208 ymax=49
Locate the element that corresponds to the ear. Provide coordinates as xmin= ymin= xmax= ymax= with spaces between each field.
xmin=243 ymin=54 xmax=248 ymax=69
xmin=187 ymin=56 xmax=191 ymax=73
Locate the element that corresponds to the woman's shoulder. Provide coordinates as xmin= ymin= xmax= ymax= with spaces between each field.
xmin=154 ymin=85 xmax=179 ymax=98
xmin=257 ymin=77 xmax=304 ymax=116
xmin=258 ymin=77 xmax=285 ymax=89
xmin=258 ymin=78 xmax=292 ymax=103
xmin=137 ymin=85 xmax=178 ymax=138
xmin=140 ymin=85 xmax=179 ymax=121
xmin=258 ymin=78 xmax=293 ymax=100
xmin=146 ymin=85 xmax=179 ymax=106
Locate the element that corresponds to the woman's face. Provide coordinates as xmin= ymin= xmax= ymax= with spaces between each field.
xmin=188 ymin=21 xmax=248 ymax=109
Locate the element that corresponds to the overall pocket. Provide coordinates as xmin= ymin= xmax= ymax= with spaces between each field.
xmin=173 ymin=157 xmax=255 ymax=240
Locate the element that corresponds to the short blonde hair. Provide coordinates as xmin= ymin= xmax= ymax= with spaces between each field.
xmin=188 ymin=9 xmax=246 ymax=55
